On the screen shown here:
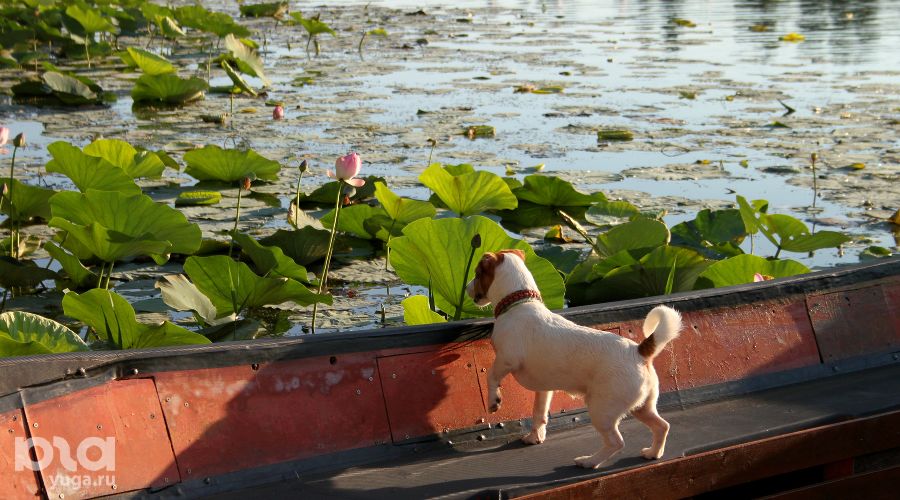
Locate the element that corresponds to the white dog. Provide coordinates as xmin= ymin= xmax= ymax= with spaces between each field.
xmin=466 ymin=249 xmax=683 ymax=469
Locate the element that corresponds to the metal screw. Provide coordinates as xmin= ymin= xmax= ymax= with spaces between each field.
xmin=187 ymin=468 xmax=192 ymax=475
xmin=251 ymin=363 xmax=260 ymax=371
xmin=164 ymin=478 xmax=169 ymax=484
xmin=477 ymin=434 xmax=486 ymax=441
xmin=97 ymin=424 xmax=102 ymax=430
xmin=7 ymin=429 xmax=12 ymax=434
xmin=431 ymin=370 xmax=436 ymax=375
xmin=204 ymin=477 xmax=212 ymax=485
xmin=392 ymin=373 xmax=397 ymax=379
xmin=184 ymin=402 xmax=190 ymax=407
xmin=443 ymin=428 xmax=449 ymax=433
xmin=404 ymin=434 xmax=410 ymax=439
xmin=165 ymin=397 xmax=171 ymax=402
xmin=893 ymin=353 xmax=899 ymax=361
xmin=833 ymin=366 xmax=841 ymax=372
xmin=355 ymin=389 xmax=361 ymax=395
xmin=78 ymin=367 xmax=86 ymax=376
xmin=478 ymin=418 xmax=485 ymax=424
xmin=150 ymin=414 xmax=156 ymax=419
xmin=480 ymin=367 xmax=486 ymax=372
xmin=33 ymin=422 xmax=38 ymax=428
xmin=59 ymin=494 xmax=64 ymax=499
xmin=132 ymin=368 xmax=139 ymax=376
xmin=111 ymin=485 xmax=117 ymax=490
xmin=368 ymin=376 xmax=373 ymax=382
xmin=447 ymin=440 xmax=454 ymax=445
xmin=497 ymin=422 xmax=505 ymax=429
xmin=11 ymin=415 xmax=16 ymax=421
xmin=573 ymin=416 xmax=579 ymax=422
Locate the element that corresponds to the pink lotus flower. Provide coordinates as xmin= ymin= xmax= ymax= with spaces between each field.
xmin=327 ymin=152 xmax=365 ymax=187
xmin=272 ymin=105 xmax=284 ymax=120
xmin=0 ymin=126 xmax=8 ymax=154
xmin=753 ymin=273 xmax=774 ymax=282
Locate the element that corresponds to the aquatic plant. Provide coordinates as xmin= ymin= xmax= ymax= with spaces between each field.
xmin=419 ymin=163 xmax=517 ymax=216
xmin=63 ymin=4 xmax=118 ymax=68
xmin=184 ymin=145 xmax=281 ymax=182
xmin=0 ymin=311 xmax=88 ymax=357
xmin=291 ymin=13 xmax=336 ymax=57
xmin=132 ymin=73 xmax=208 ymax=105
xmin=45 ymin=141 xmax=141 ymax=194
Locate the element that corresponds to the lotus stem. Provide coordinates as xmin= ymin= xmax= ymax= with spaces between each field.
xmin=105 ymin=261 xmax=115 ymax=290
xmin=558 ymin=209 xmax=602 ymax=256
xmin=85 ymin=38 xmax=91 ymax=69
xmin=227 ymin=181 xmax=247 ymax=258
xmin=229 ymin=93 xmax=235 ymax=129
xmin=427 ymin=139 xmax=437 ymax=166
xmin=454 ymin=233 xmax=481 ymax=321
xmin=314 ymin=38 xmax=320 ymax=57
xmin=358 ymin=32 xmax=367 ymax=60
xmin=96 ymin=262 xmax=106 ymax=289
xmin=7 ymin=145 xmax=18 ymax=259
xmin=305 ymin=34 xmax=313 ymax=59
xmin=293 ymin=160 xmax=308 ymax=226
xmin=311 ymin=181 xmax=345 ymax=333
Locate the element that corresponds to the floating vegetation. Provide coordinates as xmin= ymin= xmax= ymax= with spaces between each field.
xmin=597 ymin=129 xmax=635 ymax=141
xmin=175 ymin=191 xmax=223 ymax=206
xmin=671 ymin=18 xmax=697 ymax=28
xmin=779 ymin=32 xmax=806 ymax=42
xmin=131 ymin=73 xmax=208 ymax=105
xmin=11 ymin=71 xmax=104 ymax=106
xmin=463 ymin=125 xmax=495 ymax=139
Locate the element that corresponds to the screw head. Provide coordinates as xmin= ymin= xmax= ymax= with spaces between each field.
xmin=497 ymin=422 xmax=505 ymax=429
xmin=391 ymin=373 xmax=397 ymax=379
xmin=355 ymin=389 xmax=361 ymax=395
xmin=33 ymin=422 xmax=38 ymax=428
xmin=97 ymin=424 xmax=102 ymax=430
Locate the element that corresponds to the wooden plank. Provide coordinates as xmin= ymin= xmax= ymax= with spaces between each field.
xmin=0 ymin=408 xmax=42 ymax=499
xmin=23 ymin=379 xmax=178 ymax=499
xmin=378 ymin=347 xmax=484 ymax=441
xmin=520 ymin=410 xmax=900 ymax=500
xmin=761 ymin=464 xmax=900 ymax=500
xmin=673 ymin=300 xmax=820 ymax=390
xmin=808 ymin=285 xmax=899 ymax=362
xmin=154 ymin=353 xmax=391 ymax=479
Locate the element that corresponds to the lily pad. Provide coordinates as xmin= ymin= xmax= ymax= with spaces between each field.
xmin=240 ymin=2 xmax=288 ymax=19
xmin=63 ymin=289 xmax=210 ymax=349
xmin=119 ymin=47 xmax=176 ymax=75
xmin=224 ymin=34 xmax=271 ymax=87
xmin=83 ymin=138 xmax=166 ymax=179
xmin=671 ymin=208 xmax=746 ymax=259
xmin=44 ymin=241 xmax=96 ymax=289
xmin=260 ymin=227 xmax=344 ymax=266
xmin=0 ymin=179 xmax=55 ymax=222
xmin=132 ymin=73 xmax=208 ymax=105
xmin=231 ymin=232 xmax=311 ymax=283
xmin=419 ymin=163 xmax=517 ymax=216
xmin=0 ymin=311 xmax=88 ymax=356
xmin=175 ymin=191 xmax=222 ymax=206
xmin=595 ymin=217 xmax=671 ymax=258
xmin=402 ymin=295 xmax=446 ymax=325
xmin=695 ymin=254 xmax=809 ymax=289
xmin=156 ymin=274 xmax=231 ymax=326
xmin=597 ymin=129 xmax=634 ymax=141
xmin=0 ymin=257 xmax=59 ymax=289
xmin=49 ymin=190 xmax=202 ymax=263
xmin=46 ymin=141 xmax=141 ymax=194
xmin=175 ymin=5 xmax=251 ymax=38
xmin=183 ymin=255 xmax=331 ymax=318
xmin=183 ymin=145 xmax=281 ymax=182
xmin=389 ymin=215 xmax=565 ymax=319
xmin=12 ymin=71 xmax=100 ymax=106
xmin=221 ymin=60 xmax=257 ymax=97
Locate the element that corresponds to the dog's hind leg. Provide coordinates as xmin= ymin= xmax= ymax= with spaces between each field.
xmin=487 ymin=359 xmax=515 ymax=413
xmin=522 ymin=391 xmax=553 ymax=445
xmin=574 ymin=408 xmax=625 ymax=469
xmin=631 ymin=391 xmax=670 ymax=459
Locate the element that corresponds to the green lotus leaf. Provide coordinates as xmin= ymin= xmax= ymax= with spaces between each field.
xmin=220 ymin=60 xmax=257 ymax=96
xmin=63 ymin=289 xmax=210 ymax=349
xmin=671 ymin=208 xmax=746 ymax=259
xmin=0 ymin=311 xmax=88 ymax=355
xmin=174 ymin=5 xmax=251 ymax=38
xmin=579 ymin=246 xmax=710 ymax=304
xmin=175 ymin=191 xmax=222 ymax=206
xmin=156 ymin=274 xmax=228 ymax=326
xmin=402 ymin=295 xmax=446 ymax=325
xmin=40 ymin=62 xmax=102 ymax=92
xmin=119 ymin=47 xmax=175 ymax=75
xmin=240 ymin=2 xmax=288 ymax=18
xmin=320 ymin=204 xmax=383 ymax=240
xmin=43 ymin=241 xmax=96 ymax=289
xmin=295 ymin=15 xmax=337 ymax=37
xmin=231 ymin=232 xmax=310 ymax=283
xmin=158 ymin=16 xmax=185 ymax=39
xmin=41 ymin=71 xmax=98 ymax=105
xmin=0 ymin=337 xmax=52 ymax=357
xmin=515 ymin=175 xmax=604 ymax=207
xmin=0 ymin=178 xmax=55 ymax=221
xmin=419 ymin=164 xmax=517 ymax=216
xmin=298 ymin=176 xmax=384 ymax=206
xmin=83 ymin=138 xmax=166 ymax=179
xmin=259 ymin=227 xmax=338 ymax=266
xmin=585 ymin=199 xmax=641 ymax=226
xmin=224 ymin=34 xmax=271 ymax=86
xmin=132 ymin=73 xmax=207 ymax=104
xmin=0 ymin=257 xmax=59 ymax=289
xmin=46 ymin=141 xmax=141 ymax=194
xmin=64 ymin=4 xmax=116 ymax=35
xmin=595 ymin=217 xmax=670 ymax=259
xmin=765 ymin=214 xmax=851 ymax=252
xmin=695 ymin=254 xmax=809 ymax=289
xmin=183 ymin=145 xmax=280 ymax=182
xmin=183 ymin=255 xmax=331 ymax=318
xmin=388 ymin=215 xmax=565 ymax=319
xmin=49 ymin=190 xmax=201 ymax=263
xmin=375 ymin=181 xmax=436 ymax=227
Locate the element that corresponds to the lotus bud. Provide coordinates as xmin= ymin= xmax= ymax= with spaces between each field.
xmin=328 ymin=152 xmax=365 ymax=187
xmin=273 ymin=105 xmax=285 ymax=120
xmin=471 ymin=233 xmax=482 ymax=249
xmin=810 ymin=153 xmax=818 ymax=164
xmin=12 ymin=133 xmax=25 ymax=148
xmin=1 ymin=183 xmax=7 ymax=197
xmin=299 ymin=159 xmax=309 ymax=173
xmin=240 ymin=177 xmax=252 ymax=191
xmin=0 ymin=127 xmax=8 ymax=147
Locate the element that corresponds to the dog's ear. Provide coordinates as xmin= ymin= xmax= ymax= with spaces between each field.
xmin=498 ymin=249 xmax=526 ymax=262
xmin=474 ymin=252 xmax=500 ymax=299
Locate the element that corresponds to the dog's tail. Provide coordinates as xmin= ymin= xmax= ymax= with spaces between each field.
xmin=637 ymin=305 xmax=683 ymax=359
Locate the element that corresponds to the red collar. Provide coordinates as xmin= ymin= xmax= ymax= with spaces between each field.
xmin=494 ymin=289 xmax=543 ymax=318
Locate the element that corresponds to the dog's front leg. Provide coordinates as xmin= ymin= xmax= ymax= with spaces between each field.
xmin=522 ymin=391 xmax=553 ymax=445
xmin=487 ymin=360 xmax=514 ymax=413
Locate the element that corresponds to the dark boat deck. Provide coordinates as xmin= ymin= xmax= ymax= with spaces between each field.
xmin=208 ymin=362 xmax=900 ymax=499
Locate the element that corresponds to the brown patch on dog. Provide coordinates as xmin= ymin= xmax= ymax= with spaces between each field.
xmin=473 ymin=252 xmax=504 ymax=302
xmin=637 ymin=334 xmax=657 ymax=358
xmin=498 ymin=248 xmax=526 ymax=262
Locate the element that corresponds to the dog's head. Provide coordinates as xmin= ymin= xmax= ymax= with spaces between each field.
xmin=466 ymin=249 xmax=527 ymax=306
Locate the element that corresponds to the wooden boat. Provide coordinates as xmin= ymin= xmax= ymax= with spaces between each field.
xmin=2 ymin=257 xmax=899 ymax=499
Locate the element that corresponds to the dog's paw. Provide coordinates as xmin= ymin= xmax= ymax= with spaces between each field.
xmin=574 ymin=455 xmax=603 ymax=469
xmin=641 ymin=447 xmax=662 ymax=460
xmin=521 ymin=429 xmax=546 ymax=445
